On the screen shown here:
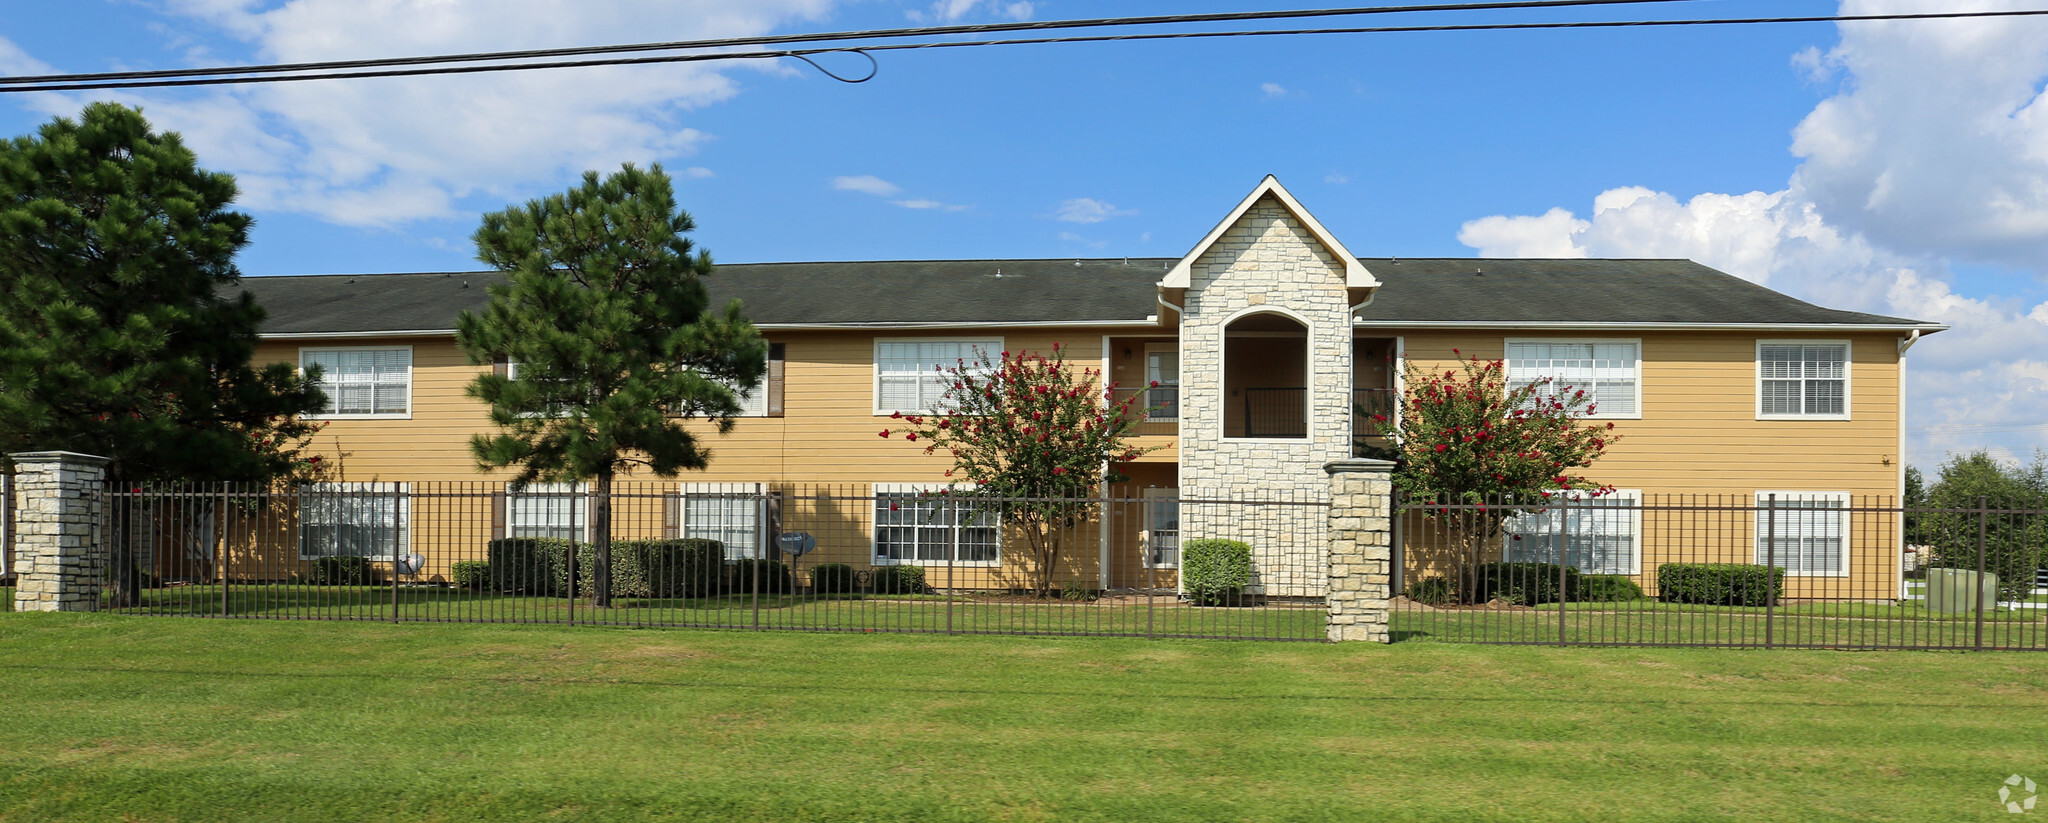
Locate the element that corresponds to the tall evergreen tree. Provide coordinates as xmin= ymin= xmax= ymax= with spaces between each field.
xmin=0 ymin=103 xmax=329 ymax=605
xmin=459 ymin=163 xmax=765 ymax=608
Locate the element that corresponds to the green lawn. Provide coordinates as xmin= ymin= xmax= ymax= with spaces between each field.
xmin=2 ymin=614 xmax=2045 ymax=821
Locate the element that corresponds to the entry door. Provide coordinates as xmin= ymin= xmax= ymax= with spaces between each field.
xmin=1142 ymin=487 xmax=1180 ymax=568
xmin=1145 ymin=345 xmax=1180 ymax=421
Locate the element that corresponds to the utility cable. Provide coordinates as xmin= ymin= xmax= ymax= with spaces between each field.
xmin=4 ymin=6 xmax=2042 ymax=93
xmin=0 ymin=0 xmax=1719 ymax=87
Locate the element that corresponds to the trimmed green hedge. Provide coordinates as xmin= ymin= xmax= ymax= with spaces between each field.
xmin=484 ymin=537 xmax=725 ymax=598
xmin=1474 ymin=562 xmax=1580 ymax=606
xmin=301 ymin=556 xmax=376 ymax=586
xmin=869 ymin=565 xmax=926 ymax=594
xmin=1656 ymin=563 xmax=1784 ymax=606
xmin=1182 ymin=539 xmax=1252 ymax=606
xmin=810 ymin=563 xmax=855 ymax=593
xmin=451 ymin=561 xmax=491 ymax=591
xmin=1575 ymin=574 xmax=1645 ymax=602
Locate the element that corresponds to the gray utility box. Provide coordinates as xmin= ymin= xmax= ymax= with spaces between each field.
xmin=1925 ymin=568 xmax=2000 ymax=614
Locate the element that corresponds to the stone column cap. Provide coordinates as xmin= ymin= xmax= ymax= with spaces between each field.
xmin=1323 ymin=457 xmax=1395 ymax=474
xmin=9 ymin=451 xmax=111 ymax=467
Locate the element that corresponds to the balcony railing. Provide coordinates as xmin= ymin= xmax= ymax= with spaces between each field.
xmin=1109 ymin=386 xmax=1401 ymax=440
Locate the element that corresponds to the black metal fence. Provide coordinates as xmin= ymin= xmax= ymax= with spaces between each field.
xmin=93 ymin=482 xmax=1329 ymax=642
xmin=1392 ymin=492 xmax=2048 ymax=650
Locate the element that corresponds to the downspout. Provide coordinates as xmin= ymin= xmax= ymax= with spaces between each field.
xmin=1156 ymin=286 xmax=1184 ymax=320
xmin=1897 ymin=329 xmax=1922 ymax=354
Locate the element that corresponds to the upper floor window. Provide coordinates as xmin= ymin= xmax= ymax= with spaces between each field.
xmin=1757 ymin=341 xmax=1848 ymax=420
xmin=1505 ymin=340 xmax=1640 ymax=419
xmin=875 ymin=338 xmax=998 ymax=415
xmin=303 ymin=347 xmax=411 ymax=418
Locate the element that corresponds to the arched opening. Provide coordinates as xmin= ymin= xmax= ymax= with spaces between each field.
xmin=1223 ymin=311 xmax=1309 ymax=438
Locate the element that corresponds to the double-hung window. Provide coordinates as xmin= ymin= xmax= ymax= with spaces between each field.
xmin=507 ymin=482 xmax=586 ymax=541
xmin=1756 ymin=492 xmax=1849 ymax=577
xmin=299 ymin=482 xmax=409 ymax=559
xmin=875 ymin=338 xmax=999 ymax=414
xmin=873 ymin=484 xmax=999 ymax=566
xmin=680 ymin=483 xmax=763 ymax=561
xmin=1142 ymin=488 xmax=1180 ymax=568
xmin=303 ymin=347 xmax=412 ymax=417
xmin=1504 ymin=490 xmax=1641 ymax=575
xmin=1757 ymin=341 xmax=1849 ymax=419
xmin=1505 ymin=340 xmax=1640 ymax=418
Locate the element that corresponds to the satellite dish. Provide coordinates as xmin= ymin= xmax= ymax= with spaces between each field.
xmin=395 ymin=552 xmax=425 ymax=576
xmin=777 ymin=531 xmax=817 ymax=557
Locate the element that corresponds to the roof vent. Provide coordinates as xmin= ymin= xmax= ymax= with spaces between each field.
xmin=1074 ymin=259 xmax=1081 ymax=267
xmin=994 ymin=268 xmax=1002 ymax=278
xmin=461 ymin=280 xmax=469 ymax=288
xmin=1475 ymin=267 xmax=1484 ymax=276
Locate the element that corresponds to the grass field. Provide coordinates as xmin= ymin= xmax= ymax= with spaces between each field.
xmin=2 ymin=613 xmax=2045 ymax=821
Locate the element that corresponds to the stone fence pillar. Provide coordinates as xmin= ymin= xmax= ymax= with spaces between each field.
xmin=1324 ymin=458 xmax=1394 ymax=642
xmin=11 ymin=451 xmax=110 ymax=612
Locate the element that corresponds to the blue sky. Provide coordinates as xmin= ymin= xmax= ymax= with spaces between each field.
xmin=3 ymin=0 xmax=2046 ymax=471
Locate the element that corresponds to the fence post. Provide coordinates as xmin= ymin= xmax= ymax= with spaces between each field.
xmin=391 ymin=485 xmax=402 ymax=624
xmin=1976 ymin=496 xmax=1987 ymax=652
xmin=220 ymin=483 xmax=231 ymax=618
xmin=1323 ymin=458 xmax=1395 ymax=642
xmin=1765 ymin=494 xmax=1776 ymax=650
xmin=1557 ymin=496 xmax=1569 ymax=646
xmin=8 ymin=451 xmax=111 ymax=613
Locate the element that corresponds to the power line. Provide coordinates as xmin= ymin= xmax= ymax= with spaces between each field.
xmin=0 ymin=0 xmax=1717 ymax=87
xmin=4 ymin=6 xmax=2041 ymax=94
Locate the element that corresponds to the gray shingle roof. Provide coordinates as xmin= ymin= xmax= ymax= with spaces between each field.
xmin=235 ymin=257 xmax=1937 ymax=336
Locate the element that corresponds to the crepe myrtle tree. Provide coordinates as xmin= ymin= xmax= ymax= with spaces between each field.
xmin=879 ymin=344 xmax=1165 ymax=597
xmin=1368 ymin=351 xmax=1620 ymax=601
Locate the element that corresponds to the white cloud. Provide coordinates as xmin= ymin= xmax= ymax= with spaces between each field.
xmin=682 ymin=166 xmax=715 ymax=179
xmin=0 ymin=35 xmax=55 ymax=75
xmin=1059 ymin=231 xmax=1108 ymax=250
xmin=831 ymin=175 xmax=903 ymax=196
xmin=894 ymin=198 xmax=970 ymax=212
xmin=908 ymin=0 xmax=1032 ymax=22
xmin=1325 ymin=173 xmax=1351 ymax=185
xmin=1457 ymin=3 xmax=2048 ymax=467
xmin=1261 ymin=82 xmax=1288 ymax=98
xmin=1054 ymin=197 xmax=1136 ymax=224
xmin=44 ymin=1 xmax=839 ymax=226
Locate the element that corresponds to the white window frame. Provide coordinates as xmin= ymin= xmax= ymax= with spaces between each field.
xmin=297 ymin=482 xmax=411 ymax=560
xmin=871 ymin=482 xmax=1001 ymax=567
xmin=300 ymin=345 xmax=414 ymax=419
xmin=1141 ymin=487 xmax=1180 ymax=569
xmin=1755 ymin=340 xmax=1852 ymax=421
xmin=506 ymin=482 xmax=588 ymax=542
xmin=1501 ymin=489 xmax=1643 ymax=576
xmin=679 ymin=482 xmax=766 ymax=562
xmin=1754 ymin=491 xmax=1851 ymax=578
xmin=1144 ymin=343 xmax=1180 ymax=422
xmin=1504 ymin=338 xmax=1643 ymax=420
xmin=873 ymin=337 xmax=1002 ymax=416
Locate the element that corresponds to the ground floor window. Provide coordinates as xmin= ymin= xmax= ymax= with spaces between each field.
xmin=1504 ymin=490 xmax=1641 ymax=575
xmin=1755 ymin=492 xmax=1849 ymax=576
xmin=507 ymin=482 xmax=586 ymax=542
xmin=681 ymin=484 xmax=763 ymax=561
xmin=299 ymin=482 xmax=409 ymax=559
xmin=873 ymin=485 xmax=999 ymax=565
xmin=1143 ymin=488 xmax=1180 ymax=568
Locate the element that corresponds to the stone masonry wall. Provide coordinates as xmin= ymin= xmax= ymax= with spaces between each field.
xmin=10 ymin=451 xmax=109 ymax=612
xmin=1325 ymin=458 xmax=1394 ymax=642
xmin=1179 ymin=197 xmax=1354 ymax=597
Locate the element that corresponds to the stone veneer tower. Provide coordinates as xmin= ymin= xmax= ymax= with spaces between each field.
xmin=1161 ymin=177 xmax=1379 ymax=596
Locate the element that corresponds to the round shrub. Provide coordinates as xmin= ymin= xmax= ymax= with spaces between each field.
xmin=302 ymin=555 xmax=376 ymax=586
xmin=727 ymin=558 xmax=791 ymax=594
xmin=810 ymin=563 xmax=855 ymax=593
xmin=1656 ymin=563 xmax=1783 ymax=606
xmin=1181 ymin=538 xmax=1252 ymax=606
xmin=1473 ymin=562 xmax=1580 ymax=605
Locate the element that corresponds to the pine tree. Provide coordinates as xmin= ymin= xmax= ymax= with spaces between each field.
xmin=0 ymin=103 xmax=329 ymax=605
xmin=458 ymin=163 xmax=765 ymax=608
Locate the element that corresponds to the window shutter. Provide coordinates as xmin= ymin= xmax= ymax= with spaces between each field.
xmin=493 ymin=355 xmax=509 ymax=379
xmin=489 ymin=490 xmax=506 ymax=541
xmin=663 ymin=493 xmax=681 ymax=539
xmin=767 ymin=343 xmax=785 ymax=418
